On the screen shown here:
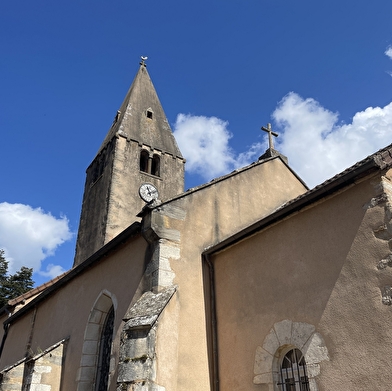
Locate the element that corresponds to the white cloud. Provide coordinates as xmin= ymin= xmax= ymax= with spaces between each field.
xmin=38 ymin=264 xmax=66 ymax=279
xmin=273 ymin=92 xmax=392 ymax=188
xmin=0 ymin=203 xmax=73 ymax=275
xmin=385 ymin=46 xmax=392 ymax=60
xmin=174 ymin=94 xmax=392 ymax=190
xmin=173 ymin=113 xmax=263 ymax=180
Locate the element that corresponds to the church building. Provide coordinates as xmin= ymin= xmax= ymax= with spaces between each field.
xmin=1 ymin=59 xmax=392 ymax=391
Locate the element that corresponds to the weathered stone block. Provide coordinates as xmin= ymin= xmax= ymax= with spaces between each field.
xmin=262 ymin=329 xmax=279 ymax=355
xmin=253 ymin=346 xmax=273 ymax=375
xmin=151 ymin=269 xmax=174 ymax=289
xmin=159 ymin=244 xmax=180 ymax=261
xmin=120 ymin=330 xmax=154 ymax=360
xmin=117 ymin=357 xmax=153 ymax=383
xmin=309 ymin=378 xmax=318 ymax=391
xmin=253 ymin=372 xmax=273 ymax=384
xmin=77 ymin=381 xmax=92 ymax=391
xmin=89 ymin=308 xmax=104 ymax=324
xmin=94 ymin=294 xmax=112 ymax=312
xmin=85 ymin=323 xmax=101 ymax=341
xmin=29 ymin=385 xmax=51 ymax=391
xmin=123 ymin=287 xmax=176 ymax=328
xmin=78 ymin=366 xmax=96 ymax=382
xmin=80 ymin=353 xmax=98 ymax=367
xmin=291 ymin=322 xmax=315 ymax=350
xmin=82 ymin=340 xmax=99 ymax=355
xmin=274 ymin=319 xmax=292 ymax=346
xmin=303 ymin=333 xmax=329 ymax=365
xmin=306 ymin=363 xmax=321 ymax=377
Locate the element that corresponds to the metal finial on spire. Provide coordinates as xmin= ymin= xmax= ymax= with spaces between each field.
xmin=261 ymin=123 xmax=278 ymax=150
xmin=140 ymin=56 xmax=148 ymax=67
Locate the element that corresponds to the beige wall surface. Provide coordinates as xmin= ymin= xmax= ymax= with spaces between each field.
xmin=0 ymin=234 xmax=148 ymax=390
xmin=150 ymin=157 xmax=307 ymax=390
xmin=210 ymin=172 xmax=392 ymax=390
xmin=1 ymin=157 xmax=307 ymax=391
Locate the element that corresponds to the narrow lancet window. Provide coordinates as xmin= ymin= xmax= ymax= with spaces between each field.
xmin=95 ymin=306 xmax=114 ymax=391
xmin=140 ymin=150 xmax=149 ymax=173
xmin=151 ymin=154 xmax=160 ymax=177
xmin=92 ymin=154 xmax=105 ymax=184
xmin=278 ymin=348 xmax=309 ymax=391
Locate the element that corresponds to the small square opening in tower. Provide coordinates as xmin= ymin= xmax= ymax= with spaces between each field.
xmin=146 ymin=110 xmax=153 ymax=119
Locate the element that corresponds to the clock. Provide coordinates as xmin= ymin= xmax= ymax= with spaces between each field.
xmin=139 ymin=183 xmax=159 ymax=203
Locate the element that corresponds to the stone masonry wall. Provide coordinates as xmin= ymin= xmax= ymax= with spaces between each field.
xmin=0 ymin=341 xmax=65 ymax=391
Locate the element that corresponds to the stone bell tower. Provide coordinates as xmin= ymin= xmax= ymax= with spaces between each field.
xmin=74 ymin=59 xmax=185 ymax=266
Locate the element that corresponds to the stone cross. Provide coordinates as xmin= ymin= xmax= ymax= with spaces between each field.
xmin=261 ymin=123 xmax=278 ymax=150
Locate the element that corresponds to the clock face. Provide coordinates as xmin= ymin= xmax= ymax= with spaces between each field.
xmin=139 ymin=183 xmax=159 ymax=203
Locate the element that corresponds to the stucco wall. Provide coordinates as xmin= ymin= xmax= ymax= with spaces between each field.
xmin=150 ymin=157 xmax=307 ymax=390
xmin=210 ymin=171 xmax=392 ymax=390
xmin=0 ymin=234 xmax=148 ymax=390
xmin=1 ymin=156 xmax=307 ymax=390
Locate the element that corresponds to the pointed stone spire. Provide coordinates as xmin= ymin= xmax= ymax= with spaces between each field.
xmin=98 ymin=61 xmax=183 ymax=160
xmin=74 ymin=61 xmax=185 ymax=266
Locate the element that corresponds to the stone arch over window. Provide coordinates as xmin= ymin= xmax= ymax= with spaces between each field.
xmin=253 ymin=320 xmax=329 ymax=391
xmin=151 ymin=154 xmax=160 ymax=177
xmin=140 ymin=150 xmax=149 ymax=173
xmin=77 ymin=290 xmax=117 ymax=391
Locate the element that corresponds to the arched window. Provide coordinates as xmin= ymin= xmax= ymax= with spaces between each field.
xmin=278 ymin=348 xmax=309 ymax=391
xmin=253 ymin=321 xmax=328 ymax=390
xmin=151 ymin=154 xmax=160 ymax=177
xmin=77 ymin=291 xmax=117 ymax=391
xmin=140 ymin=150 xmax=149 ymax=173
xmin=95 ymin=306 xmax=115 ymax=391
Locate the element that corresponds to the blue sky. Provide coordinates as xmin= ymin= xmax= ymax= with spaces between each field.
xmin=1 ymin=0 xmax=392 ymax=286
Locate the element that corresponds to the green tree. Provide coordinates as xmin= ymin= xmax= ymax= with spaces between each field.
xmin=0 ymin=250 xmax=34 ymax=308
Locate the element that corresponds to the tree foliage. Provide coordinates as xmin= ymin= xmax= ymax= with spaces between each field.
xmin=0 ymin=249 xmax=34 ymax=308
